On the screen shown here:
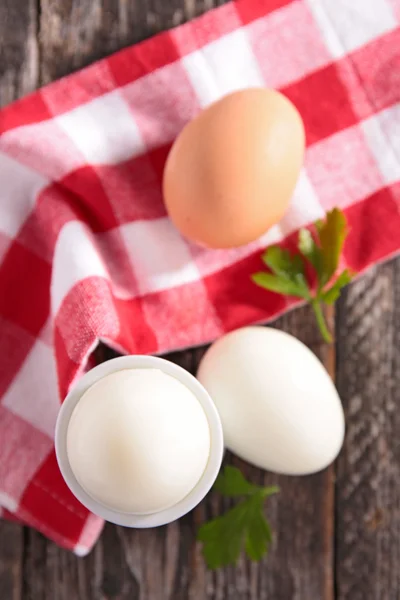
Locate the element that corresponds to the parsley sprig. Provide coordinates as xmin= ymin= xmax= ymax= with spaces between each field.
xmin=197 ymin=466 xmax=279 ymax=569
xmin=252 ymin=208 xmax=353 ymax=342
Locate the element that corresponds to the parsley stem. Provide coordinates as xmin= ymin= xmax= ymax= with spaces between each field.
xmin=311 ymin=299 xmax=332 ymax=343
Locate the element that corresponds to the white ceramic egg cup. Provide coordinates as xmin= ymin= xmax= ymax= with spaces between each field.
xmin=55 ymin=355 xmax=224 ymax=528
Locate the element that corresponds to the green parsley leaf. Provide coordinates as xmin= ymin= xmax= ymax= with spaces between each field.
xmin=251 ymin=272 xmax=308 ymax=298
xmin=262 ymin=246 xmax=296 ymax=276
xmin=254 ymin=246 xmax=310 ymax=299
xmin=321 ymin=269 xmax=353 ymax=304
xmin=197 ymin=467 xmax=279 ymax=570
xmin=252 ymin=208 xmax=353 ymax=342
xmin=198 ymin=496 xmax=255 ymax=569
xmin=245 ymin=494 xmax=273 ymax=561
xmin=316 ymin=208 xmax=347 ymax=286
xmin=298 ymin=229 xmax=323 ymax=282
xmin=214 ymin=465 xmax=258 ymax=497
xmin=262 ymin=246 xmax=306 ymax=285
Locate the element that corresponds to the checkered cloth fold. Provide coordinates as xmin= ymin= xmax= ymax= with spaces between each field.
xmin=0 ymin=0 xmax=399 ymax=554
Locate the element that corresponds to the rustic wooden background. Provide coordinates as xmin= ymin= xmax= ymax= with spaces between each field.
xmin=1 ymin=0 xmax=399 ymax=598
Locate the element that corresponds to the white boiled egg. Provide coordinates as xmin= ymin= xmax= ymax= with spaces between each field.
xmin=197 ymin=327 xmax=344 ymax=475
xmin=67 ymin=368 xmax=211 ymax=514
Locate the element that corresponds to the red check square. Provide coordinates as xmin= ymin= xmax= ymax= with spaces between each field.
xmin=20 ymin=451 xmax=89 ymax=545
xmin=112 ymin=296 xmax=159 ymax=354
xmin=142 ymin=282 xmax=223 ymax=350
xmin=0 ymin=241 xmax=50 ymax=336
xmin=62 ymin=167 xmax=119 ymax=231
xmin=108 ymin=31 xmax=181 ymax=87
xmin=344 ymin=184 xmax=400 ymax=272
xmin=42 ymin=61 xmax=118 ymax=116
xmin=349 ymin=28 xmax=400 ymax=112
xmin=0 ymin=92 xmax=52 ymax=135
xmin=204 ymin=251 xmax=287 ymax=332
xmin=236 ymin=0 xmax=294 ymax=25
xmin=95 ymin=156 xmax=166 ymax=225
xmin=282 ymin=62 xmax=360 ymax=144
xmin=17 ymin=183 xmax=77 ymax=263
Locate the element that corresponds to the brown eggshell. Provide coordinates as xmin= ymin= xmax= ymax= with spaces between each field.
xmin=163 ymin=88 xmax=305 ymax=249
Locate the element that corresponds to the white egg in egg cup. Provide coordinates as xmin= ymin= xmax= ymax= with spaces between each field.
xmin=55 ymin=355 xmax=224 ymax=528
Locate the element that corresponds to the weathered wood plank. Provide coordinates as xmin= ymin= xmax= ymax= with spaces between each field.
xmin=38 ymin=0 xmax=216 ymax=84
xmin=38 ymin=0 xmax=228 ymax=84
xmin=335 ymin=259 xmax=400 ymax=600
xmin=0 ymin=0 xmax=39 ymax=598
xmin=0 ymin=0 xmax=38 ymax=106
xmin=39 ymin=0 xmax=144 ymax=83
xmin=22 ymin=533 xmax=88 ymax=600
xmin=0 ymin=521 xmax=23 ymax=600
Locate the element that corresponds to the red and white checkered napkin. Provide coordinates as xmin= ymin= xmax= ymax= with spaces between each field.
xmin=1 ymin=0 xmax=400 ymax=555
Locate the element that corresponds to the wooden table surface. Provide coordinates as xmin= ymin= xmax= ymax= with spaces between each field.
xmin=1 ymin=1 xmax=399 ymax=599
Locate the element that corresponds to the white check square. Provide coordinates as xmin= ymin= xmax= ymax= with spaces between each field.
xmin=120 ymin=217 xmax=201 ymax=294
xmin=0 ymin=119 xmax=86 ymax=181
xmin=56 ymin=90 xmax=145 ymax=164
xmin=308 ymin=0 xmax=397 ymax=59
xmin=182 ymin=29 xmax=264 ymax=107
xmin=52 ymin=221 xmax=109 ymax=314
xmin=279 ymin=170 xmax=325 ymax=237
xmin=373 ymin=104 xmax=400 ymax=167
xmin=0 ymin=151 xmax=48 ymax=238
xmin=3 ymin=340 xmax=59 ymax=439
xmin=361 ymin=107 xmax=400 ymax=187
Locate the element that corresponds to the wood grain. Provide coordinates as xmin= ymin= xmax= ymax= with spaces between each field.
xmin=38 ymin=0 xmax=225 ymax=84
xmin=335 ymin=260 xmax=400 ymax=600
xmin=0 ymin=0 xmax=38 ymax=106
xmin=0 ymin=522 xmax=23 ymax=600
xmin=0 ymin=0 xmax=39 ymax=598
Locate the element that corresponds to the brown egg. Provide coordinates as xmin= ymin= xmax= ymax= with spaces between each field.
xmin=163 ymin=88 xmax=305 ymax=248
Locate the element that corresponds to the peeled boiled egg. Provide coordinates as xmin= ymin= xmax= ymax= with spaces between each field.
xmin=163 ymin=88 xmax=305 ymax=249
xmin=197 ymin=327 xmax=344 ymax=475
xmin=66 ymin=368 xmax=210 ymax=514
